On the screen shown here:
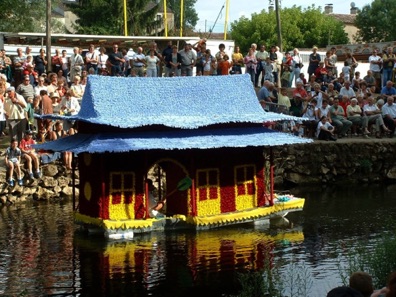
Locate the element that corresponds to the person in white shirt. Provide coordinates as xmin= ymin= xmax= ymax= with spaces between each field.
xmin=316 ymin=116 xmax=336 ymax=141
xmin=368 ymin=50 xmax=382 ymax=91
xmin=98 ymin=46 xmax=109 ymax=75
xmin=346 ymin=98 xmax=370 ymax=136
xmin=339 ymin=81 xmax=356 ymax=99
xmin=363 ymin=96 xmax=390 ymax=138
xmin=382 ymin=96 xmax=396 ymax=137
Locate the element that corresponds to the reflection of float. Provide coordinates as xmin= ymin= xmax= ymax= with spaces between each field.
xmin=37 ymin=75 xmax=311 ymax=238
xmin=74 ymin=229 xmax=304 ymax=295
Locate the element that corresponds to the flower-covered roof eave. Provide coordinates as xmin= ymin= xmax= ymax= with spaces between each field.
xmin=33 ymin=127 xmax=313 ymax=154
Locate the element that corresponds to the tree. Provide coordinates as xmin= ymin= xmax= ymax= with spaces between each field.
xmin=167 ymin=0 xmax=198 ymax=33
xmin=0 ymin=0 xmax=64 ymax=33
xmin=67 ymin=0 xmax=161 ymax=36
xmin=355 ymin=0 xmax=396 ymax=43
xmin=230 ymin=5 xmax=348 ymax=54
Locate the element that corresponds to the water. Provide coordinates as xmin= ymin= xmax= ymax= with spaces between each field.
xmin=1 ymin=184 xmax=395 ymax=297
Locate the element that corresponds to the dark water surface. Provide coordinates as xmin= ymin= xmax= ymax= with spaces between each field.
xmin=1 ymin=184 xmax=395 ymax=297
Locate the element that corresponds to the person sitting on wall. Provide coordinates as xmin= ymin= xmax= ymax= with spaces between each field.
xmin=346 ymin=98 xmax=370 ymax=137
xmin=50 ymin=121 xmax=73 ymax=170
xmin=329 ymin=97 xmax=352 ymax=138
xmin=363 ymin=96 xmax=391 ymax=138
xmin=316 ymin=116 xmax=336 ymax=141
xmin=381 ymin=96 xmax=396 ymax=138
xmin=5 ymin=138 xmax=23 ymax=187
xmin=19 ymin=130 xmax=41 ymax=179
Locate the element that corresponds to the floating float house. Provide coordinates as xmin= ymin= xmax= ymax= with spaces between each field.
xmin=38 ymin=74 xmax=312 ymax=238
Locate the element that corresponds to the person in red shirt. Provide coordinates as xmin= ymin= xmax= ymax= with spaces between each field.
xmin=218 ymin=55 xmax=232 ymax=75
xmin=19 ymin=130 xmax=41 ymax=179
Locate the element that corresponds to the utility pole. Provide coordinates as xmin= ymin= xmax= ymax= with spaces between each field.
xmin=46 ymin=0 xmax=52 ymax=73
xmin=274 ymin=0 xmax=282 ymax=52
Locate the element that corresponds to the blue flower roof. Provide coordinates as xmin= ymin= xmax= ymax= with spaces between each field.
xmin=34 ymin=127 xmax=312 ymax=154
xmin=64 ymin=74 xmax=299 ymax=129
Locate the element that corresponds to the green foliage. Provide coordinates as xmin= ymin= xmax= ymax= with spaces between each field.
xmin=230 ymin=5 xmax=348 ymax=54
xmin=339 ymin=232 xmax=396 ymax=288
xmin=67 ymin=0 xmax=161 ymax=36
xmin=0 ymin=0 xmax=64 ymax=33
xmin=167 ymin=0 xmax=199 ymax=31
xmin=355 ymin=0 xmax=396 ymax=42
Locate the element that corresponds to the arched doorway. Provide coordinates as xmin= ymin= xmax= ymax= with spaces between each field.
xmin=147 ymin=158 xmax=190 ymax=217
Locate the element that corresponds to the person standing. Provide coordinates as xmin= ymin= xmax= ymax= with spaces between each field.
xmin=52 ymin=49 xmax=63 ymax=74
xmin=179 ymin=44 xmax=196 ymax=76
xmin=4 ymin=86 xmax=27 ymax=143
xmin=255 ymin=44 xmax=269 ymax=88
xmin=381 ymin=47 xmax=395 ymax=87
xmin=290 ymin=48 xmax=303 ymax=87
xmin=70 ymin=47 xmax=84 ymax=82
xmin=12 ymin=48 xmax=26 ymax=88
xmin=368 ymin=50 xmax=383 ymax=92
xmin=107 ymin=44 xmax=125 ymax=76
xmin=34 ymin=48 xmax=48 ymax=76
xmin=85 ymin=44 xmax=99 ymax=74
xmin=308 ymin=46 xmax=321 ymax=79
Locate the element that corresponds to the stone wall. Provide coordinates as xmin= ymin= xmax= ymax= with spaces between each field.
xmin=0 ymin=163 xmax=79 ymax=204
xmin=2 ymin=140 xmax=396 ymax=205
xmin=272 ymin=141 xmax=396 ymax=185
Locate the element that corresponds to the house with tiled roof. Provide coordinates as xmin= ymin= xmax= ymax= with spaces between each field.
xmin=324 ymin=4 xmax=358 ymax=43
xmin=37 ymin=74 xmax=311 ymax=238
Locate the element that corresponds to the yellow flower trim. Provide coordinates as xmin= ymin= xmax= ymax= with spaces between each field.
xmin=74 ymin=212 xmax=155 ymax=230
xmin=187 ymin=198 xmax=305 ymax=227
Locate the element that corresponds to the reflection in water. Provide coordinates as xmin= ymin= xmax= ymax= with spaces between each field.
xmin=74 ymin=228 xmax=303 ymax=297
xmin=0 ymin=184 xmax=395 ymax=296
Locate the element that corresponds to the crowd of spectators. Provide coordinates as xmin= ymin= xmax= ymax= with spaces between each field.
xmin=255 ymin=44 xmax=396 ymax=141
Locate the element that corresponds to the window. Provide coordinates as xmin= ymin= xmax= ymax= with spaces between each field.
xmin=109 ymin=172 xmax=136 ymax=220
xmin=235 ymin=165 xmax=255 ymax=196
xmin=196 ymin=169 xmax=219 ymax=201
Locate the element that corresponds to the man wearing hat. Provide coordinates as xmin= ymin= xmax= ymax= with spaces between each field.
xmin=19 ymin=130 xmax=41 ymax=179
xmin=4 ymin=86 xmax=27 ymax=143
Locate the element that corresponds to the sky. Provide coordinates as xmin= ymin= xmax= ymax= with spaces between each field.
xmin=194 ymin=0 xmax=373 ymax=33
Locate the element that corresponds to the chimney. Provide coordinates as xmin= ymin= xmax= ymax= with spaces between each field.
xmin=268 ymin=5 xmax=274 ymax=13
xmin=350 ymin=2 xmax=358 ymax=14
xmin=324 ymin=4 xmax=333 ymax=14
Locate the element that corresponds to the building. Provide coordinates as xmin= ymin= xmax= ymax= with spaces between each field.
xmin=324 ymin=4 xmax=358 ymax=44
xmin=37 ymin=74 xmax=311 ymax=238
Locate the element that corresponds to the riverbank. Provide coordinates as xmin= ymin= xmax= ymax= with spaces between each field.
xmin=1 ymin=133 xmax=395 ymax=204
xmin=0 ymin=136 xmax=78 ymax=204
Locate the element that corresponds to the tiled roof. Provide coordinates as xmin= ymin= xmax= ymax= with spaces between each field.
xmin=329 ymin=13 xmax=356 ymax=24
xmin=34 ymin=127 xmax=312 ymax=154
xmin=66 ymin=74 xmax=299 ymax=129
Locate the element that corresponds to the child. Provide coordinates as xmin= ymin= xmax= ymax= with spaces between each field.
xmin=281 ymin=67 xmax=291 ymax=88
xmin=263 ymin=57 xmax=274 ymax=82
xmin=342 ymin=61 xmax=351 ymax=82
xmin=5 ymin=138 xmax=23 ymax=186
xmin=20 ymin=130 xmax=41 ymax=179
xmin=23 ymin=56 xmax=34 ymax=70
xmin=291 ymin=120 xmax=304 ymax=137
xmin=277 ymin=87 xmax=291 ymax=112
xmin=218 ymin=54 xmax=232 ymax=75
